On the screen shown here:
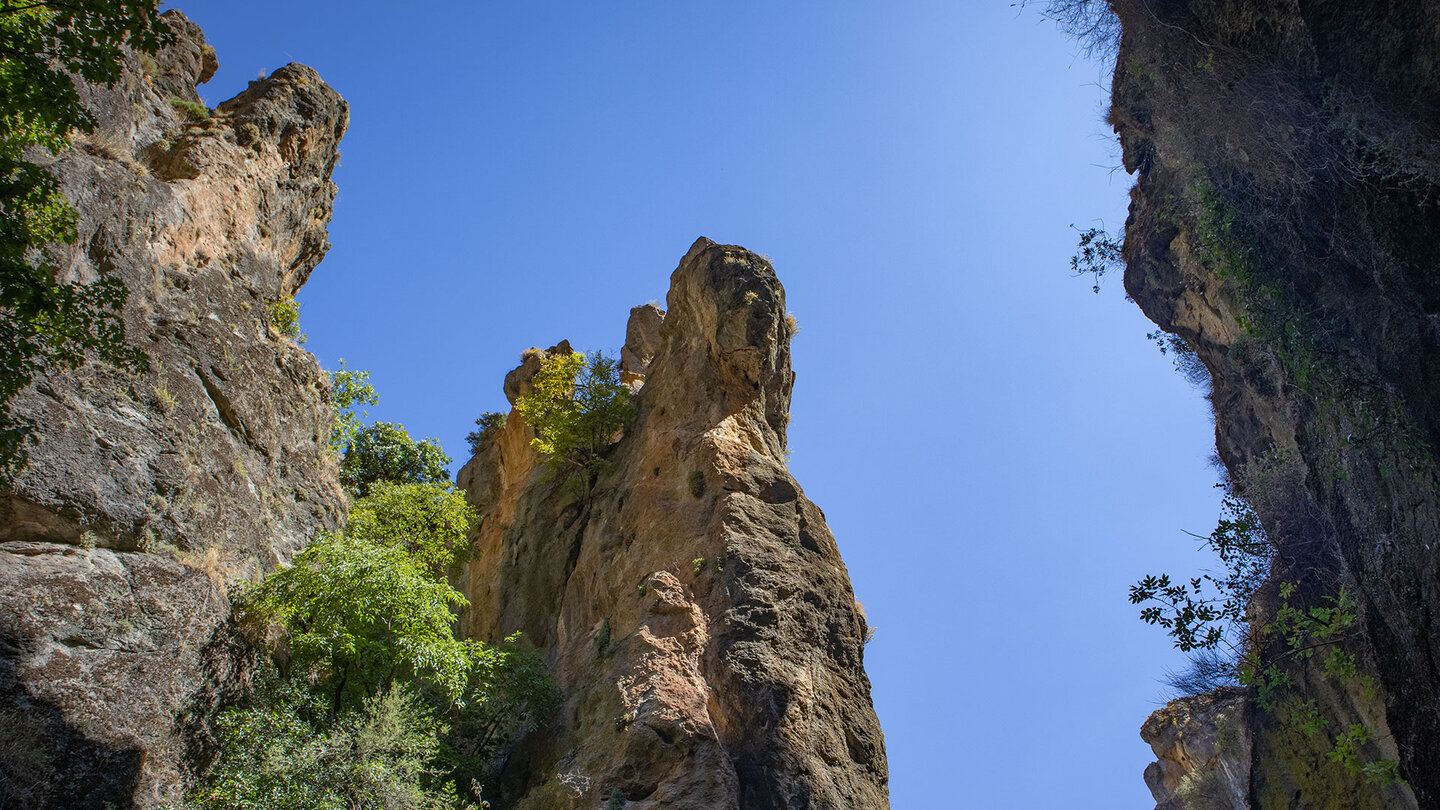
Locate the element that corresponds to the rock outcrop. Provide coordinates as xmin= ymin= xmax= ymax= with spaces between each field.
xmin=457 ymin=238 xmax=889 ymax=809
xmin=1142 ymin=689 xmax=1251 ymax=810
xmin=1107 ymin=0 xmax=1440 ymax=805
xmin=0 ymin=12 xmax=347 ymax=807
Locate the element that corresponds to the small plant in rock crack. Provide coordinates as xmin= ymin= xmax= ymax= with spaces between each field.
xmin=266 ymin=297 xmax=305 ymax=343
xmin=595 ymin=618 xmax=611 ymax=656
xmin=168 ymin=97 xmax=209 ymax=121
xmin=692 ymin=557 xmax=707 ymax=575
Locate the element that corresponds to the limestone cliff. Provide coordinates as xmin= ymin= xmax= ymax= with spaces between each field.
xmin=0 ymin=12 xmax=347 ymax=807
xmin=457 ymin=238 xmax=889 ymax=809
xmin=1105 ymin=0 xmax=1440 ymax=806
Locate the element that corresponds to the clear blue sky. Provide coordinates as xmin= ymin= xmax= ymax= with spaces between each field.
xmin=176 ymin=2 xmax=1225 ymax=806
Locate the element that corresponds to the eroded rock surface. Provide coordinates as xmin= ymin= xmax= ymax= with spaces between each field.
xmin=457 ymin=238 xmax=888 ymax=809
xmin=0 ymin=11 xmax=347 ymax=807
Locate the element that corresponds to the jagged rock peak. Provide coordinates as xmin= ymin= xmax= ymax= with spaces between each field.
xmin=457 ymin=238 xmax=887 ymax=809
xmin=0 ymin=13 xmax=347 ymax=808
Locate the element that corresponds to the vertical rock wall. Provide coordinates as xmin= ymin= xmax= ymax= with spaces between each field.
xmin=1107 ymin=0 xmax=1440 ymax=805
xmin=457 ymin=238 xmax=889 ymax=809
xmin=0 ymin=12 xmax=347 ymax=808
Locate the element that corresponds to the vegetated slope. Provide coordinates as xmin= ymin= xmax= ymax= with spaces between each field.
xmin=0 ymin=12 xmax=348 ymax=807
xmin=456 ymin=238 xmax=889 ymax=809
xmin=1109 ymin=0 xmax=1440 ymax=806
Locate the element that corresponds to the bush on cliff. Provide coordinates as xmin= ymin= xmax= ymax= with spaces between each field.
xmin=515 ymin=349 xmax=633 ymax=475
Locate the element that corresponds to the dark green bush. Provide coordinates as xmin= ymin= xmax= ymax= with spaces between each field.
xmin=465 ymin=411 xmax=506 ymax=456
xmin=340 ymin=421 xmax=451 ymax=498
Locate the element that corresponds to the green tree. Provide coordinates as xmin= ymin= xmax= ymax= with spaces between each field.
xmin=241 ymin=529 xmax=475 ymax=710
xmin=515 ymin=350 xmax=633 ymax=475
xmin=439 ymin=633 xmax=562 ymax=795
xmin=1130 ymin=490 xmax=1273 ymax=654
xmin=340 ymin=421 xmax=451 ymax=498
xmin=329 ymin=360 xmax=378 ymax=454
xmin=344 ymin=481 xmax=476 ymax=578
xmin=1 ymin=1 xmax=172 ymax=470
xmin=465 ymin=411 xmax=506 ymax=456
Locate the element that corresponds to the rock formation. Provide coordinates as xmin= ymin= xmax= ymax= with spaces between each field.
xmin=1141 ymin=689 xmax=1251 ymax=810
xmin=0 ymin=12 xmax=347 ymax=807
xmin=1105 ymin=0 xmax=1440 ymax=805
xmin=457 ymin=238 xmax=889 ymax=809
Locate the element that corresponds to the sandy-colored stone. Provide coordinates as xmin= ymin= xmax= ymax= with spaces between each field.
xmin=1141 ymin=689 xmax=1251 ymax=810
xmin=457 ymin=238 xmax=887 ymax=809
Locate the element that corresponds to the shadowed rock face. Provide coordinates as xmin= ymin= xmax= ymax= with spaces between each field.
xmin=458 ymin=238 xmax=889 ymax=809
xmin=1109 ymin=0 xmax=1440 ymax=805
xmin=0 ymin=11 xmax=346 ymax=807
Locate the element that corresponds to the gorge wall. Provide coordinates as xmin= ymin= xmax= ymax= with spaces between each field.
xmin=456 ymin=238 xmax=889 ymax=809
xmin=0 ymin=12 xmax=347 ymax=807
xmin=1107 ymin=0 xmax=1440 ymax=806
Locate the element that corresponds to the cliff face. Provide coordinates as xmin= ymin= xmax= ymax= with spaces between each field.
xmin=1107 ymin=0 xmax=1440 ymax=806
xmin=0 ymin=12 xmax=347 ymax=808
xmin=457 ymin=238 xmax=889 ymax=809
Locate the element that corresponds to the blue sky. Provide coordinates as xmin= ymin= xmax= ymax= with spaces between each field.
xmin=176 ymin=2 xmax=1225 ymax=806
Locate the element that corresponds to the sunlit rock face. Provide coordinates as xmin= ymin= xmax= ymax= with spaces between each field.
xmin=1110 ymin=0 xmax=1440 ymax=805
xmin=457 ymin=237 xmax=889 ymax=809
xmin=0 ymin=11 xmax=347 ymax=807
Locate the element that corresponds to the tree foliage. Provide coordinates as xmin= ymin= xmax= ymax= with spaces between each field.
xmin=344 ymin=482 xmax=476 ymax=579
xmin=206 ymin=462 xmax=553 ymax=806
xmin=0 ymin=1 xmax=172 ymax=470
xmin=515 ymin=350 xmax=633 ymax=475
xmin=439 ymin=633 xmax=562 ymax=795
xmin=340 ymin=421 xmax=451 ymax=498
xmin=1130 ymin=490 xmax=1273 ymax=653
xmin=1070 ymin=225 xmax=1124 ymax=294
xmin=464 ymin=411 xmax=505 ymax=456
xmin=194 ymin=680 xmax=451 ymax=810
xmin=241 ymin=529 xmax=474 ymax=708
xmin=329 ymin=359 xmax=378 ymax=455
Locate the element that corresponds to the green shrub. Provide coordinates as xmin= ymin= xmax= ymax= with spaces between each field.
xmin=439 ymin=632 xmax=562 ymax=792
xmin=1129 ymin=489 xmax=1272 ymax=654
xmin=687 ymin=470 xmax=705 ymax=498
xmin=465 ymin=411 xmax=506 ymax=456
xmin=192 ymin=679 xmax=450 ymax=810
xmin=515 ymin=350 xmax=633 ymax=476
xmin=169 ymin=96 xmax=209 ymax=121
xmin=1069 ymin=225 xmax=1123 ymax=294
xmin=240 ymin=529 xmax=474 ymax=705
xmin=267 ymin=297 xmax=305 ymax=343
xmin=340 ymin=421 xmax=451 ymax=498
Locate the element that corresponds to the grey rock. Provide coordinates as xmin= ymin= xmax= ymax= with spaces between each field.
xmin=0 ymin=11 xmax=346 ymax=807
